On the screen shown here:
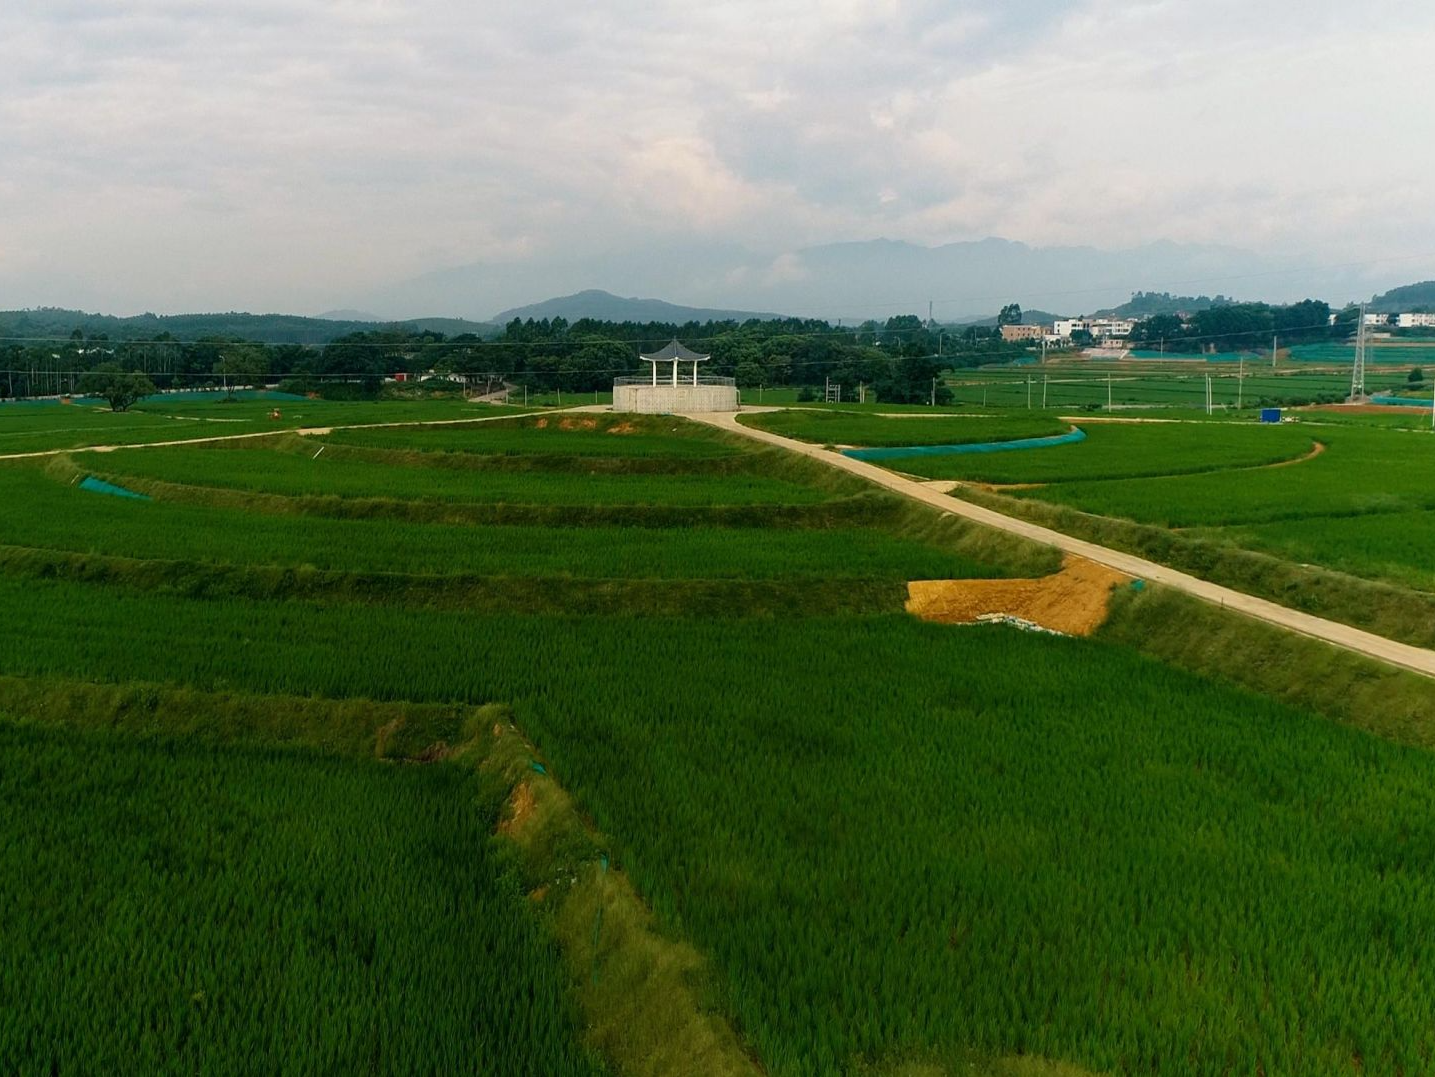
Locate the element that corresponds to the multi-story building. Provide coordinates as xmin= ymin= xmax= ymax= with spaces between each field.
xmin=1397 ymin=312 xmax=1435 ymax=328
xmin=999 ymin=323 xmax=1047 ymax=342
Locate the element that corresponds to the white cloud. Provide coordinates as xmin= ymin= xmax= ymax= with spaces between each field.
xmin=0 ymin=0 xmax=1432 ymax=313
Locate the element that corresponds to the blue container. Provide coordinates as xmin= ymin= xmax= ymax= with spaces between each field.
xmin=1259 ymin=408 xmax=1282 ymax=423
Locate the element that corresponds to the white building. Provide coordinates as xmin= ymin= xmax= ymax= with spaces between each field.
xmin=1053 ymin=317 xmax=1134 ymax=341
xmin=1397 ymin=312 xmax=1435 ymax=328
xmin=1363 ymin=312 xmax=1391 ymax=326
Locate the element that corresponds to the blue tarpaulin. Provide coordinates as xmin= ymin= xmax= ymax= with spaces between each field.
xmin=842 ymin=426 xmax=1086 ymax=462
xmin=79 ymin=476 xmax=150 ymax=500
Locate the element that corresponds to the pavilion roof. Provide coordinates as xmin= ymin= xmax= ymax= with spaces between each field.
xmin=640 ymin=339 xmax=709 ymax=363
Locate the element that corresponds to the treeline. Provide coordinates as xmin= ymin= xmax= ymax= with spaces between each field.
xmin=1129 ymin=299 xmax=1350 ymax=352
xmin=1 ymin=312 xmax=1030 ymax=405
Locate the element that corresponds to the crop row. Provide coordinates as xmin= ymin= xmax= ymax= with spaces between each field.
xmin=0 ymin=717 xmax=601 ymax=1075
xmin=1018 ymin=426 xmax=1435 ymax=528
xmin=96 ymin=444 xmax=831 ymax=506
xmin=1212 ymin=509 xmax=1435 ymax=593
xmin=1 ymin=465 xmax=987 ymax=582
xmin=3 ymin=578 xmax=1434 ymax=1075
xmin=322 ymin=413 xmax=741 ymax=458
xmin=739 ymin=409 xmax=1069 ymax=447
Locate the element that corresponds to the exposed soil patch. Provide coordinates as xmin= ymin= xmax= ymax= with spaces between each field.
xmin=1259 ymin=440 xmax=1325 ymax=469
xmin=558 ymin=417 xmax=600 ymax=431
xmin=607 ymin=421 xmax=638 ymax=435
xmin=498 ymin=781 xmax=537 ymax=837
xmin=906 ymin=555 xmax=1131 ymax=636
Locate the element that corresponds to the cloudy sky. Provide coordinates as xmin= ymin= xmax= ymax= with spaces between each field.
xmin=3 ymin=0 xmax=1434 ymax=318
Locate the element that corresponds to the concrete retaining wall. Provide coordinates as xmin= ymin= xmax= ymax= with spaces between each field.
xmin=613 ymin=384 xmax=739 ymax=414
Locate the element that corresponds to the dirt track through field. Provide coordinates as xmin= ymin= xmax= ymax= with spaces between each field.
xmin=692 ymin=409 xmax=1435 ymax=680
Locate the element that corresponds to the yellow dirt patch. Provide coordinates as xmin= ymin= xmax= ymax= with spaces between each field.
xmin=906 ymin=555 xmax=1131 ymax=636
xmin=534 ymin=417 xmax=549 ymax=429
xmin=607 ymin=420 xmax=638 ymax=435
xmin=559 ymin=417 xmax=599 ymax=431
xmin=498 ymin=781 xmax=537 ymax=837
xmin=1259 ymin=439 xmax=1325 ymax=469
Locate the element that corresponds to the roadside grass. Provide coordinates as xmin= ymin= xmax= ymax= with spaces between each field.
xmin=1211 ymin=510 xmax=1435 ymax=594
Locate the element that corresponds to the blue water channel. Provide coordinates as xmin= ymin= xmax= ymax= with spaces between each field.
xmin=842 ymin=426 xmax=1086 ymax=462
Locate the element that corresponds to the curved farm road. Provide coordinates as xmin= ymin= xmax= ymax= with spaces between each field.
xmin=691 ymin=410 xmax=1435 ymax=680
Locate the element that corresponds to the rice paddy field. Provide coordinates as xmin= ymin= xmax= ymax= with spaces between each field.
xmin=0 ymin=394 xmax=520 ymax=454
xmin=942 ymin=364 xmax=1410 ymax=411
xmin=5 ymin=401 xmax=1435 ymax=1075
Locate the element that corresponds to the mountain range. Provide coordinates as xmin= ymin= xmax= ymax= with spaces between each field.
xmin=342 ymin=236 xmax=1418 ymax=324
xmin=491 ymin=290 xmax=782 ymax=325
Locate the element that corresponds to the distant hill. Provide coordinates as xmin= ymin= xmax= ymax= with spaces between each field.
xmin=1094 ymin=292 xmax=1235 ymax=318
xmin=492 ymin=289 xmax=785 ymax=325
xmin=0 ymin=308 xmax=493 ymax=345
xmin=1369 ymin=281 xmax=1435 ymax=314
xmin=951 ymin=308 xmax=1067 ymax=328
xmin=315 ymin=308 xmax=386 ymax=322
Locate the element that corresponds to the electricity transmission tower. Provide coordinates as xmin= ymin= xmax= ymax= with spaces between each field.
xmin=1349 ymin=304 xmax=1368 ymax=402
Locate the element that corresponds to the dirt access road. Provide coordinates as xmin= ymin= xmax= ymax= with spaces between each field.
xmin=690 ymin=409 xmax=1435 ymax=681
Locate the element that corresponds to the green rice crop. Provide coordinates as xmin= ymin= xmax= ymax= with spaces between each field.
xmin=1214 ymin=510 xmax=1435 ymax=592
xmin=0 ymin=398 xmax=531 ymax=454
xmin=4 ymin=580 xmax=1435 ymax=1075
xmin=97 ymin=444 xmax=828 ymax=506
xmin=323 ymin=413 xmax=740 ymax=458
xmin=740 ymin=409 xmax=1068 ymax=446
xmin=1019 ymin=426 xmax=1435 ymax=528
xmin=0 ymin=718 xmax=602 ymax=1075
xmin=889 ymin=422 xmax=1316 ymax=482
xmin=942 ymin=369 xmax=1408 ymax=410
xmin=0 ymin=405 xmax=226 ymax=454
xmin=0 ymin=466 xmax=985 ymax=581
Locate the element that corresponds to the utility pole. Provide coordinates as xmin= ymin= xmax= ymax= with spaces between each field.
xmin=1027 ymin=377 xmax=1032 ymax=409
xmin=1238 ymin=359 xmax=1244 ymax=410
xmin=1107 ymin=372 xmax=1112 ymax=411
xmin=930 ymin=377 xmax=936 ymax=407
xmin=1042 ymin=374 xmax=1048 ymax=409
xmin=1350 ymin=305 xmax=1368 ymax=401
xmin=1272 ymin=334 xmax=1278 ymax=371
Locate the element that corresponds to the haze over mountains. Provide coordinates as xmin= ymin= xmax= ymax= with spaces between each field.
xmin=348 ymin=236 xmax=1417 ymax=325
